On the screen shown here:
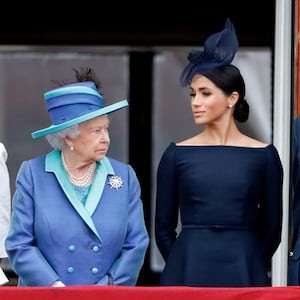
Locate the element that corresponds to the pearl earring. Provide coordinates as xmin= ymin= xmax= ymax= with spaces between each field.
xmin=228 ymin=104 xmax=233 ymax=108
xmin=70 ymin=146 xmax=74 ymax=151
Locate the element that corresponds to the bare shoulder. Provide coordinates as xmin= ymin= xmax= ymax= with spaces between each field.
xmin=243 ymin=136 xmax=268 ymax=148
xmin=176 ymin=134 xmax=268 ymax=148
xmin=176 ymin=136 xmax=199 ymax=146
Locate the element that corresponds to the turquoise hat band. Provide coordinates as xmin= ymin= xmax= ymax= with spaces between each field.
xmin=45 ymin=86 xmax=101 ymax=100
xmin=31 ymin=81 xmax=128 ymax=139
xmin=31 ymin=99 xmax=128 ymax=139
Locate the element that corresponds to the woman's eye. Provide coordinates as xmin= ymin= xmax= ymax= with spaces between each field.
xmin=91 ymin=129 xmax=101 ymax=135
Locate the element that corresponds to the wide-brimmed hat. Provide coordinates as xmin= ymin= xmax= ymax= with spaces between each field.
xmin=31 ymin=81 xmax=128 ymax=139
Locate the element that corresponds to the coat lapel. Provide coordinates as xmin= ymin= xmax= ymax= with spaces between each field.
xmin=85 ymin=157 xmax=115 ymax=215
xmin=45 ymin=150 xmax=115 ymax=241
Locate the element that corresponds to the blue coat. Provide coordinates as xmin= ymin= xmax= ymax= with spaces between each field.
xmin=5 ymin=149 xmax=149 ymax=286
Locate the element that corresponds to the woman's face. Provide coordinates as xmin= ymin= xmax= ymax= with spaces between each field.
xmin=71 ymin=115 xmax=110 ymax=162
xmin=190 ymin=74 xmax=232 ymax=126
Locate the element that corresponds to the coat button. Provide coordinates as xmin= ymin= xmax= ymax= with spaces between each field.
xmin=69 ymin=245 xmax=76 ymax=252
xmin=68 ymin=267 xmax=74 ymax=273
xmin=289 ymin=251 xmax=294 ymax=257
xmin=92 ymin=245 xmax=99 ymax=252
xmin=91 ymin=268 xmax=98 ymax=274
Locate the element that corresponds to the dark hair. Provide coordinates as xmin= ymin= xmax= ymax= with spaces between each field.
xmin=202 ymin=64 xmax=249 ymax=123
xmin=51 ymin=67 xmax=104 ymax=95
xmin=73 ymin=67 xmax=103 ymax=93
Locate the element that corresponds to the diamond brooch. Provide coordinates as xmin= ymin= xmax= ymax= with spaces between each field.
xmin=108 ymin=175 xmax=123 ymax=190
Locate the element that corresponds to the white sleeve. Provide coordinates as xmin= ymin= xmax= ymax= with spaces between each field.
xmin=0 ymin=143 xmax=11 ymax=258
xmin=50 ymin=280 xmax=65 ymax=287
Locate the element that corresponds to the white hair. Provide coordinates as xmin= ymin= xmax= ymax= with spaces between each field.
xmin=45 ymin=124 xmax=81 ymax=150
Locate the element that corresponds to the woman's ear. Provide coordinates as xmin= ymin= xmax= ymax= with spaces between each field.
xmin=64 ymin=136 xmax=73 ymax=149
xmin=228 ymin=91 xmax=239 ymax=107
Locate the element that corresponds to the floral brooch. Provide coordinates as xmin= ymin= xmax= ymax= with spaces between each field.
xmin=108 ymin=175 xmax=123 ymax=190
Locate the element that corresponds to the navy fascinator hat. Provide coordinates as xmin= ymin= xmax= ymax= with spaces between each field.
xmin=180 ymin=18 xmax=239 ymax=87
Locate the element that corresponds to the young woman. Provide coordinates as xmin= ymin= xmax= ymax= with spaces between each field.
xmin=155 ymin=19 xmax=283 ymax=287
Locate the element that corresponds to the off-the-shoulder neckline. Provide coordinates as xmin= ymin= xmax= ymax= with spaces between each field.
xmin=172 ymin=142 xmax=273 ymax=150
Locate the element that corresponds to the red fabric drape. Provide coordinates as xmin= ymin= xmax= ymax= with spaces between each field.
xmin=0 ymin=286 xmax=300 ymax=300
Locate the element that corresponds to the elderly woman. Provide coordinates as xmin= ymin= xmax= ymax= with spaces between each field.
xmin=5 ymin=68 xmax=149 ymax=287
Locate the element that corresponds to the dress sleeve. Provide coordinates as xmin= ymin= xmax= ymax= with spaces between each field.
xmin=155 ymin=142 xmax=179 ymax=261
xmin=256 ymin=145 xmax=283 ymax=263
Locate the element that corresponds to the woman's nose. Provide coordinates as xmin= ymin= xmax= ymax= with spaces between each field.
xmin=100 ymin=130 xmax=109 ymax=141
xmin=192 ymin=96 xmax=202 ymax=105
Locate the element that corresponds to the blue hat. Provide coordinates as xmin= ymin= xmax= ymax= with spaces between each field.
xmin=180 ymin=18 xmax=239 ymax=87
xmin=31 ymin=81 xmax=128 ymax=139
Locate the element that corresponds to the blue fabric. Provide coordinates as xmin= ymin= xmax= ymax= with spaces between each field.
xmin=180 ymin=18 xmax=239 ymax=87
xmin=155 ymin=142 xmax=283 ymax=287
xmin=74 ymin=185 xmax=91 ymax=206
xmin=31 ymin=81 xmax=128 ymax=139
xmin=5 ymin=153 xmax=149 ymax=286
xmin=46 ymin=83 xmax=104 ymax=125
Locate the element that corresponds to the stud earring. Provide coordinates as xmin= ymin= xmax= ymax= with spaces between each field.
xmin=228 ymin=104 xmax=233 ymax=108
xmin=70 ymin=146 xmax=74 ymax=151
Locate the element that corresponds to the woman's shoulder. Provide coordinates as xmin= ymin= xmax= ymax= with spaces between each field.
xmin=106 ymin=156 xmax=136 ymax=174
xmin=175 ymin=134 xmax=269 ymax=148
xmin=241 ymin=136 xmax=268 ymax=148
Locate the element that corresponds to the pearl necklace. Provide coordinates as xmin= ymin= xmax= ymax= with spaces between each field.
xmin=61 ymin=152 xmax=96 ymax=187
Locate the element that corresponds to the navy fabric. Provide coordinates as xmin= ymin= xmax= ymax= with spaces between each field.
xmin=180 ymin=18 xmax=238 ymax=87
xmin=155 ymin=142 xmax=283 ymax=287
xmin=288 ymin=116 xmax=300 ymax=285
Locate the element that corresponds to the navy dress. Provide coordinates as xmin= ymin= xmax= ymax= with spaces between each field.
xmin=155 ymin=142 xmax=283 ymax=287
